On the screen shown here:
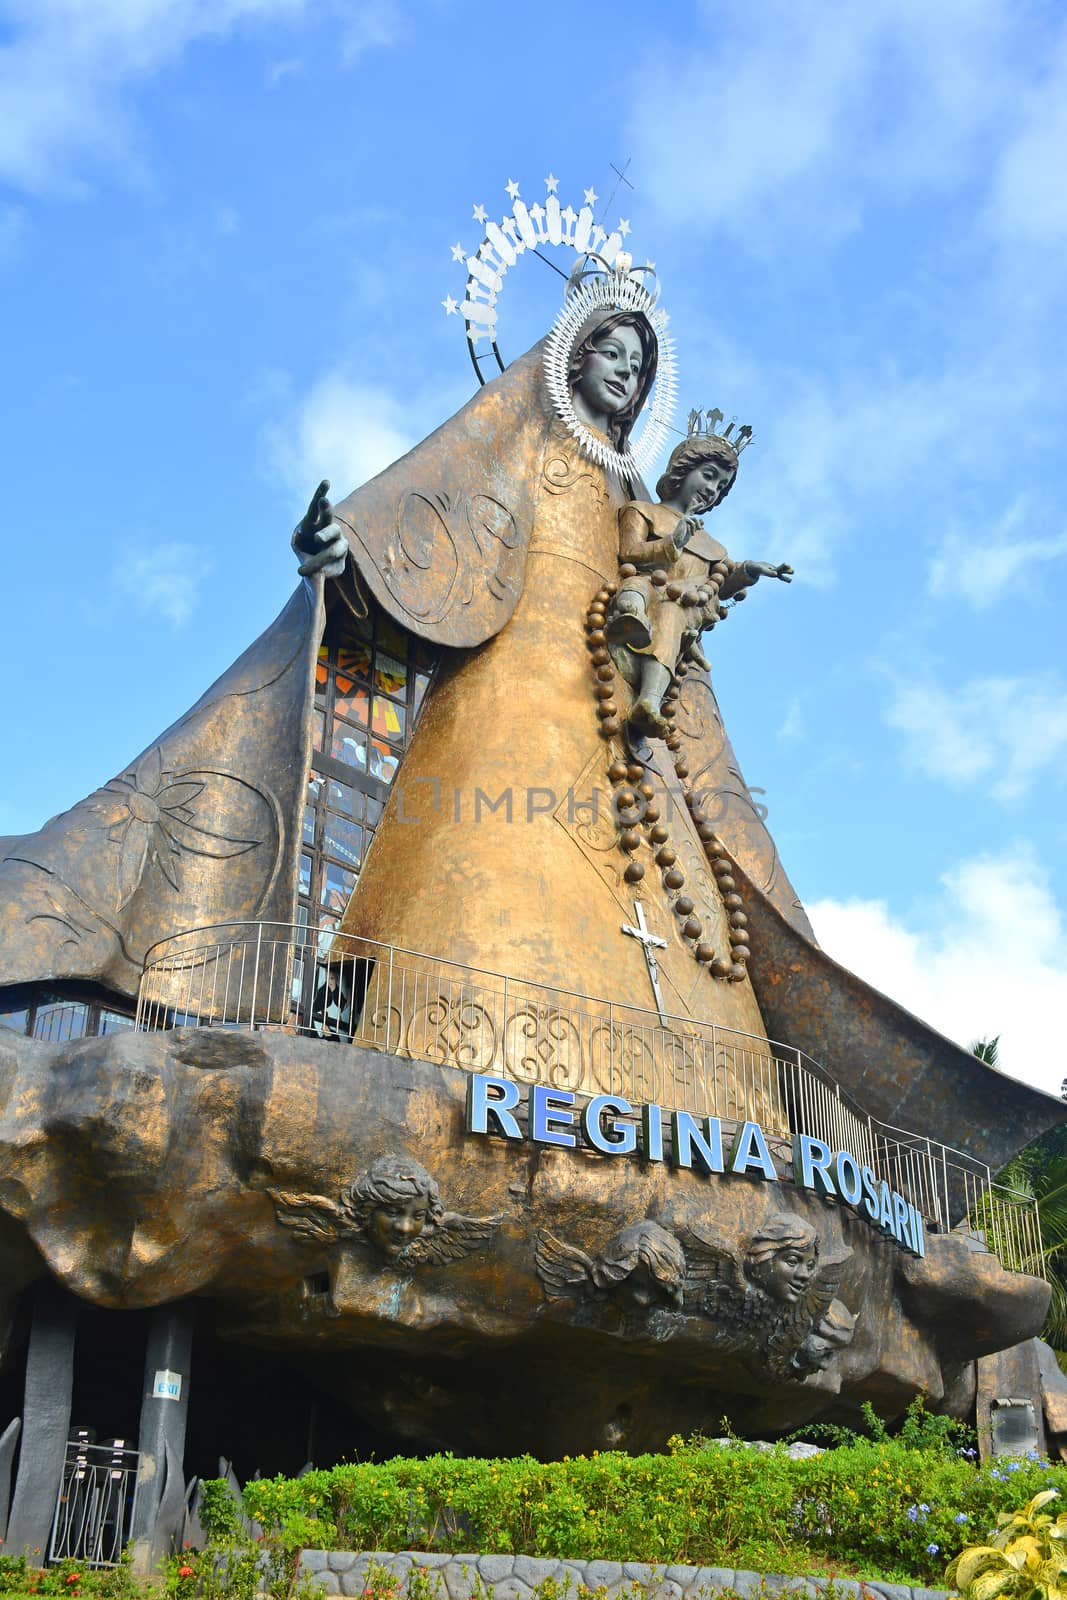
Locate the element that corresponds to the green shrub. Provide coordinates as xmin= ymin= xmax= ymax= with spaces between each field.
xmin=216 ymin=1437 xmax=1067 ymax=1586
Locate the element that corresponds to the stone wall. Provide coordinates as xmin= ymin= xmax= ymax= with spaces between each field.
xmin=298 ymin=1551 xmax=951 ymax=1600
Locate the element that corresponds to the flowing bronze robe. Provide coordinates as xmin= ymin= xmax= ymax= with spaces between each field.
xmin=0 ymin=337 xmax=1061 ymax=1167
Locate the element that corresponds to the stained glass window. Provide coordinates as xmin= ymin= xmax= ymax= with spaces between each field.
xmin=297 ymin=595 xmax=439 ymax=938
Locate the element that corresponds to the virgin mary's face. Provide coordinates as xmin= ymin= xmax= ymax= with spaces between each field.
xmin=573 ymin=324 xmax=644 ymax=421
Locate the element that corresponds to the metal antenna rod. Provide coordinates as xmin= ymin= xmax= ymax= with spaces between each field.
xmin=597 ymin=157 xmax=635 ymax=227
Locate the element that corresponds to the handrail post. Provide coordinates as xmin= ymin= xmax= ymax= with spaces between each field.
xmin=248 ymin=923 xmax=263 ymax=1030
xmin=386 ymin=942 xmax=395 ymax=1052
xmin=502 ymin=972 xmax=510 ymax=1075
xmin=608 ymin=999 xmax=615 ymax=1095
xmin=942 ymin=1142 xmax=950 ymax=1233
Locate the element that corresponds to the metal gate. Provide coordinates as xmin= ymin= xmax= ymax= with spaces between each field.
xmin=49 ymin=1437 xmax=140 ymax=1567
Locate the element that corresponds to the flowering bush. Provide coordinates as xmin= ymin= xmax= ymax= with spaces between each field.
xmin=946 ymin=1487 xmax=1067 ymax=1600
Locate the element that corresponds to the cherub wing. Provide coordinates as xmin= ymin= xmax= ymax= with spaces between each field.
xmin=534 ymin=1229 xmax=597 ymax=1302
xmin=404 ymin=1210 xmax=502 ymax=1266
xmin=268 ymin=1189 xmax=349 ymax=1246
xmin=798 ymin=1249 xmax=853 ymax=1329
xmin=677 ymin=1225 xmax=746 ymax=1315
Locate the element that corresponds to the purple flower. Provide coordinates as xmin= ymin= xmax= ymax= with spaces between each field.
xmin=1007 ymin=1461 xmax=1022 ymax=1472
xmin=919 ymin=1504 xmax=931 ymax=1514
xmin=954 ymin=1513 xmax=968 ymax=1524
xmin=926 ymin=1544 xmax=940 ymax=1556
xmin=907 ymin=1506 xmax=919 ymax=1522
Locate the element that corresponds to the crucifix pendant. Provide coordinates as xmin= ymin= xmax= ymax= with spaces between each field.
xmin=620 ymin=899 xmax=669 ymax=1026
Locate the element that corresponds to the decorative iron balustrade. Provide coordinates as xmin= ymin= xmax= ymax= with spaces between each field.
xmin=49 ymin=1438 xmax=140 ymax=1567
xmin=136 ymin=920 xmax=1043 ymax=1276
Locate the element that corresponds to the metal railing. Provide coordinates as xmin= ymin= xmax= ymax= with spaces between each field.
xmin=136 ymin=919 xmax=1042 ymax=1274
xmin=50 ymin=1438 xmax=140 ymax=1567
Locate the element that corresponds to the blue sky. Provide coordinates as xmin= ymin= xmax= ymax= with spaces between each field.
xmin=2 ymin=0 xmax=1066 ymax=1091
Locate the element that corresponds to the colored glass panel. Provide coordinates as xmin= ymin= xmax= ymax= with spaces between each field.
xmin=312 ymin=708 xmax=325 ymax=752
xmin=303 ymin=805 xmax=316 ymax=848
xmin=320 ymin=862 xmax=356 ymax=916
xmin=334 ymin=683 xmax=369 ymax=726
xmin=331 ymin=720 xmax=367 ymax=769
xmin=373 ymin=650 xmax=408 ymax=696
xmin=324 ymin=815 xmax=362 ymax=870
xmin=365 ymin=795 xmax=383 ymax=828
xmin=299 ymin=853 xmax=312 ymax=896
xmin=371 ymin=694 xmax=405 ymax=740
xmin=413 ymin=670 xmax=431 ymax=714
xmin=368 ymin=739 xmax=399 ymax=785
xmin=325 ymin=778 xmax=359 ymax=818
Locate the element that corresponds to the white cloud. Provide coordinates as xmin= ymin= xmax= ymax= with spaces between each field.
xmin=112 ymin=540 xmax=212 ymax=628
xmin=0 ymin=0 xmax=304 ymax=191
xmin=0 ymin=0 xmax=406 ymax=193
xmin=885 ymin=672 xmax=1067 ymax=800
xmin=338 ymin=0 xmax=407 ymax=63
xmin=986 ymin=31 xmax=1067 ymax=244
xmin=928 ymin=498 xmax=1067 ymax=609
xmin=265 ymin=372 xmax=415 ymax=506
xmin=629 ymin=0 xmax=1021 ymax=243
xmin=809 ymin=845 xmax=1067 ymax=1097
xmin=709 ymin=352 xmax=994 ymax=585
xmin=266 ymin=56 xmax=303 ymax=87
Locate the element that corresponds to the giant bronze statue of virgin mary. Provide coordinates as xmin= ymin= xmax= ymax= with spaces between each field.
xmin=0 ymin=251 xmax=1063 ymax=1481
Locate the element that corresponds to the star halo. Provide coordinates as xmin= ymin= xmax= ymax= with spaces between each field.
xmin=446 ymin=174 xmax=678 ymax=475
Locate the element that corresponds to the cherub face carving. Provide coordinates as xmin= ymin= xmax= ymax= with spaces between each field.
xmin=743 ymin=1213 xmax=820 ymax=1305
xmin=753 ymin=1242 xmax=818 ymax=1305
xmin=368 ymin=1193 xmax=432 ymax=1259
